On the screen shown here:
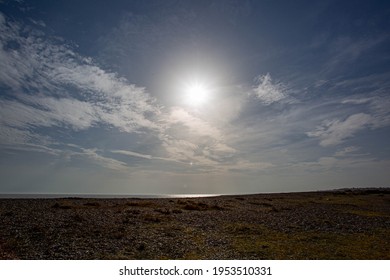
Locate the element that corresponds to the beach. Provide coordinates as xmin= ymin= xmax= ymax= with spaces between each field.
xmin=1 ymin=189 xmax=389 ymax=259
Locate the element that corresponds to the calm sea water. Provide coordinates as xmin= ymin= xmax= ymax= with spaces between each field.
xmin=0 ymin=193 xmax=221 ymax=199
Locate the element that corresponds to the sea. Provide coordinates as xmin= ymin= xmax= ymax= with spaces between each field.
xmin=0 ymin=193 xmax=221 ymax=199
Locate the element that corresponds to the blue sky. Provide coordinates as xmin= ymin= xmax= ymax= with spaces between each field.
xmin=0 ymin=0 xmax=389 ymax=194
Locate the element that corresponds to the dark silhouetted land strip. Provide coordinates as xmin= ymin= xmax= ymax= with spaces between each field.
xmin=1 ymin=188 xmax=389 ymax=259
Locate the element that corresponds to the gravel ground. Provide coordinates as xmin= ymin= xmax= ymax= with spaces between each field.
xmin=1 ymin=189 xmax=389 ymax=259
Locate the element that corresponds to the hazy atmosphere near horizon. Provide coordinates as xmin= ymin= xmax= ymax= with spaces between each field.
xmin=0 ymin=0 xmax=389 ymax=195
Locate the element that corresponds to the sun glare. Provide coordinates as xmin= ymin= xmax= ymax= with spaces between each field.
xmin=185 ymin=81 xmax=209 ymax=106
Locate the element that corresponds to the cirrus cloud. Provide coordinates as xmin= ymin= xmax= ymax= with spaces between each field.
xmin=252 ymin=73 xmax=288 ymax=104
xmin=307 ymin=113 xmax=372 ymax=146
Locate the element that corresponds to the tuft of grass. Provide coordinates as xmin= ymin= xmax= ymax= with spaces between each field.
xmin=344 ymin=209 xmax=389 ymax=217
xmin=249 ymin=202 xmax=274 ymax=207
xmin=176 ymin=200 xmax=187 ymax=205
xmin=209 ymin=205 xmax=225 ymax=211
xmin=154 ymin=208 xmax=171 ymax=215
xmin=183 ymin=204 xmax=203 ymax=211
xmin=51 ymin=202 xmax=72 ymax=209
xmin=126 ymin=201 xmax=155 ymax=208
xmin=143 ymin=214 xmax=162 ymax=223
xmin=111 ymin=230 xmax=126 ymax=240
xmin=83 ymin=202 xmax=100 ymax=207
xmin=126 ymin=209 xmax=141 ymax=215
xmin=314 ymin=195 xmax=366 ymax=207
xmin=182 ymin=202 xmax=226 ymax=211
xmin=72 ymin=214 xmax=84 ymax=222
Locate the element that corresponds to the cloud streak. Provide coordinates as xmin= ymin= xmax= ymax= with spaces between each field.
xmin=307 ymin=113 xmax=372 ymax=147
xmin=307 ymin=92 xmax=390 ymax=147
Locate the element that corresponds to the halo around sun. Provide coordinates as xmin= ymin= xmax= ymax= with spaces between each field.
xmin=184 ymin=81 xmax=209 ymax=106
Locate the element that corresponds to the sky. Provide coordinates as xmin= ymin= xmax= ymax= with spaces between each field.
xmin=0 ymin=0 xmax=389 ymax=195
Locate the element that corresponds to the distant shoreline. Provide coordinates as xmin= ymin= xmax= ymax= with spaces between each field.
xmin=0 ymin=187 xmax=389 ymax=199
xmin=0 ymin=193 xmax=221 ymax=199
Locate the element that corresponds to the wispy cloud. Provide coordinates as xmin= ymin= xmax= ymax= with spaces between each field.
xmin=0 ymin=12 xmax=164 ymax=172
xmin=167 ymin=107 xmax=222 ymax=139
xmin=0 ymin=12 xmax=161 ymax=143
xmin=0 ymin=13 xmax=248 ymax=174
xmin=70 ymin=147 xmax=128 ymax=171
xmin=57 ymin=144 xmax=129 ymax=171
xmin=307 ymin=113 xmax=372 ymax=147
xmin=252 ymin=73 xmax=289 ymax=104
xmin=0 ymin=98 xmax=98 ymax=131
xmin=324 ymin=35 xmax=388 ymax=73
xmin=306 ymin=89 xmax=390 ymax=148
xmin=1 ymin=143 xmax=60 ymax=156
xmin=159 ymin=106 xmax=241 ymax=171
xmin=161 ymin=138 xmax=219 ymax=168
xmin=222 ymin=160 xmax=274 ymax=173
xmin=111 ymin=149 xmax=153 ymax=160
xmin=297 ymin=156 xmax=377 ymax=172
xmin=334 ymin=146 xmax=361 ymax=157
xmin=342 ymin=96 xmax=390 ymax=128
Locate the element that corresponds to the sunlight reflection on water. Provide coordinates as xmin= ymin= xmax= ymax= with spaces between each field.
xmin=0 ymin=193 xmax=221 ymax=199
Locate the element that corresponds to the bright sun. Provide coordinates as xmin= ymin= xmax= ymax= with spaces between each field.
xmin=184 ymin=81 xmax=209 ymax=106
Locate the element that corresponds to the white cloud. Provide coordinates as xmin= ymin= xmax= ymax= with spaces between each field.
xmin=370 ymin=97 xmax=390 ymax=129
xmin=299 ymin=156 xmax=341 ymax=171
xmin=110 ymin=150 xmax=188 ymax=164
xmin=0 ymin=12 xmax=160 ymax=144
xmin=0 ymin=141 xmax=128 ymax=171
xmin=334 ymin=146 xmax=361 ymax=157
xmin=0 ymin=126 xmax=35 ymax=145
xmin=111 ymin=149 xmax=152 ymax=160
xmin=1 ymin=143 xmax=60 ymax=156
xmin=162 ymin=138 xmax=218 ymax=167
xmin=161 ymin=107 xmax=240 ymax=170
xmin=28 ymin=18 xmax=46 ymax=27
xmin=307 ymin=113 xmax=372 ymax=146
xmin=252 ymin=73 xmax=288 ymax=104
xmin=222 ymin=160 xmax=274 ymax=173
xmin=168 ymin=107 xmax=222 ymax=139
xmin=41 ymin=97 xmax=98 ymax=130
xmin=341 ymin=94 xmax=390 ymax=128
xmin=72 ymin=147 xmax=127 ymax=171
xmin=45 ymin=56 xmax=160 ymax=133
xmin=0 ymin=10 xmax=154 ymax=173
xmin=0 ymin=99 xmax=55 ymax=128
xmin=341 ymin=98 xmax=372 ymax=105
xmin=294 ymin=154 xmax=386 ymax=174
xmin=0 ymin=98 xmax=98 ymax=131
xmin=58 ymin=145 xmax=128 ymax=171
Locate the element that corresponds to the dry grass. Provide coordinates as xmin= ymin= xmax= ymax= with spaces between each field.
xmin=228 ymin=223 xmax=390 ymax=259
